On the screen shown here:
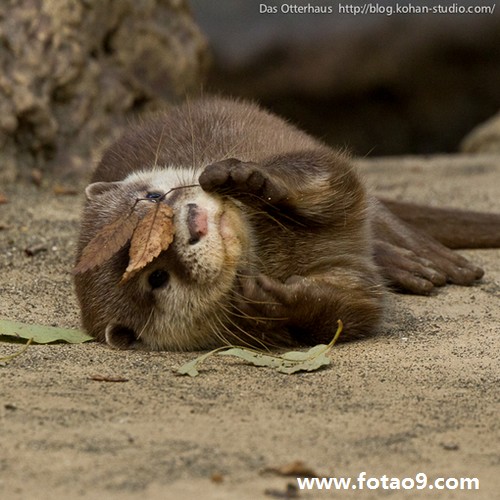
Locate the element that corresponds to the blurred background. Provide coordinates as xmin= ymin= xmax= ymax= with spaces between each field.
xmin=190 ymin=0 xmax=500 ymax=156
xmin=1 ymin=0 xmax=499 ymax=182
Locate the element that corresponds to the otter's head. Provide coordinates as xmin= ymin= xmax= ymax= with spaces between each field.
xmin=74 ymin=168 xmax=252 ymax=351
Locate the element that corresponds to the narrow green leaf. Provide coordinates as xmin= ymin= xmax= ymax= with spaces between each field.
xmin=176 ymin=319 xmax=344 ymax=376
xmin=176 ymin=346 xmax=233 ymax=377
xmin=176 ymin=359 xmax=199 ymax=376
xmin=219 ymin=348 xmax=284 ymax=367
xmin=176 ymin=352 xmax=212 ymax=377
xmin=0 ymin=319 xmax=93 ymax=344
xmin=277 ymin=351 xmax=331 ymax=374
xmin=280 ymin=343 xmax=329 ymax=361
xmin=0 ymin=338 xmax=33 ymax=364
xmin=219 ymin=345 xmax=332 ymax=374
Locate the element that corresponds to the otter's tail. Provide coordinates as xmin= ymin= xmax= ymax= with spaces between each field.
xmin=380 ymin=199 xmax=500 ymax=249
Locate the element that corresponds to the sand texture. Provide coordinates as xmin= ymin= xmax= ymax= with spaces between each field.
xmin=1 ymin=154 xmax=499 ymax=499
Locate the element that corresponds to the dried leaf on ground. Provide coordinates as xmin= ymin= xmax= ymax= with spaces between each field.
xmin=53 ymin=184 xmax=78 ymax=196
xmin=218 ymin=344 xmax=331 ymax=374
xmin=24 ymin=244 xmax=48 ymax=257
xmin=264 ymin=460 xmax=318 ymax=477
xmin=264 ymin=483 xmax=299 ymax=499
xmin=89 ymin=374 xmax=129 ymax=383
xmin=177 ymin=320 xmax=343 ymax=376
xmin=73 ymin=211 xmax=139 ymax=274
xmin=176 ymin=350 xmax=218 ymax=377
xmin=121 ymin=203 xmax=175 ymax=283
xmin=0 ymin=319 xmax=93 ymax=344
xmin=0 ymin=339 xmax=33 ymax=364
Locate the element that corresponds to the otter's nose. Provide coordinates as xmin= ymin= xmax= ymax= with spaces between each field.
xmin=187 ymin=203 xmax=208 ymax=245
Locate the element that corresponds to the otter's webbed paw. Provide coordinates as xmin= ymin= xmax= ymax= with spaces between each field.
xmin=373 ymin=202 xmax=484 ymax=294
xmin=374 ymin=237 xmax=484 ymax=295
xmin=199 ymin=158 xmax=288 ymax=205
xmin=235 ymin=273 xmax=291 ymax=327
xmin=374 ymin=241 xmax=447 ymax=294
xmin=234 ymin=273 xmax=325 ymax=330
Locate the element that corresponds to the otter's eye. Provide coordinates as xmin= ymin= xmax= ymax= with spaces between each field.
xmin=146 ymin=192 xmax=163 ymax=200
xmin=148 ymin=270 xmax=169 ymax=289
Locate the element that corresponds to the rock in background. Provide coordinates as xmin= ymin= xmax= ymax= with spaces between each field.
xmin=191 ymin=0 xmax=500 ymax=156
xmin=2 ymin=0 xmax=500 ymax=185
xmin=0 ymin=0 xmax=209 ymax=183
xmin=461 ymin=111 xmax=500 ymax=153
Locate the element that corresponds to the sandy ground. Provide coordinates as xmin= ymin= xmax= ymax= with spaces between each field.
xmin=1 ymin=154 xmax=499 ymax=500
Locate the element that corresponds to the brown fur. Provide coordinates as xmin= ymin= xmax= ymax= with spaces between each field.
xmin=74 ymin=97 xmax=499 ymax=351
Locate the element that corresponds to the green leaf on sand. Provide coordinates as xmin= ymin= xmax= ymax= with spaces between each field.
xmin=177 ymin=319 xmax=343 ymax=377
xmin=176 ymin=350 xmax=222 ymax=377
xmin=0 ymin=319 xmax=93 ymax=344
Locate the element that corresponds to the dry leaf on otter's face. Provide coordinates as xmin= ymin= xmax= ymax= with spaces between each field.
xmin=121 ymin=203 xmax=175 ymax=283
xmin=74 ymin=212 xmax=139 ymax=274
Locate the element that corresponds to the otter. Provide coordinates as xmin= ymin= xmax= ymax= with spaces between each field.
xmin=74 ymin=97 xmax=500 ymax=351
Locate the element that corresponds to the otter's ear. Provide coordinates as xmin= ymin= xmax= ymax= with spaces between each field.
xmin=105 ymin=323 xmax=140 ymax=350
xmin=85 ymin=181 xmax=124 ymax=201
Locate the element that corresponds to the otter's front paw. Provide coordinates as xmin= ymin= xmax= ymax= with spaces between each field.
xmin=236 ymin=273 xmax=288 ymax=320
xmin=235 ymin=273 xmax=318 ymax=328
xmin=199 ymin=158 xmax=287 ymax=204
xmin=235 ymin=273 xmax=296 ymax=327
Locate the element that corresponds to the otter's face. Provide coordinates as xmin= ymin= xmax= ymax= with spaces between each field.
xmin=74 ymin=168 xmax=252 ymax=351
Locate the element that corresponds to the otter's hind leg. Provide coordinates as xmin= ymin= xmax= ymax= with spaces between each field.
xmin=233 ymin=271 xmax=385 ymax=345
xmin=372 ymin=199 xmax=484 ymax=294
